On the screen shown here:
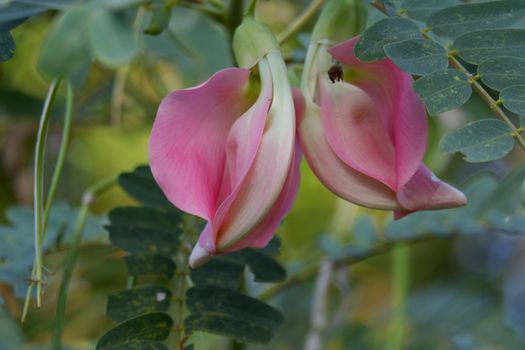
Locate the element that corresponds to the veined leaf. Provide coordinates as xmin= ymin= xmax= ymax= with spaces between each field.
xmin=354 ymin=17 xmax=420 ymax=61
xmin=454 ymin=29 xmax=525 ymax=65
xmin=400 ymin=0 xmax=460 ymax=22
xmin=478 ymin=57 xmax=525 ymax=91
xmin=118 ymin=166 xmax=172 ymax=208
xmin=500 ymin=85 xmax=525 ymax=116
xmin=107 ymin=286 xmax=172 ymax=322
xmin=124 ymin=253 xmax=176 ymax=279
xmin=384 ymin=38 xmax=448 ymax=75
xmin=413 ymin=69 xmax=472 ymax=115
xmin=0 ymin=31 xmax=14 ymax=62
xmin=428 ymin=0 xmax=525 ymax=39
xmin=440 ymin=119 xmax=514 ymax=162
xmin=96 ymin=313 xmax=173 ymax=349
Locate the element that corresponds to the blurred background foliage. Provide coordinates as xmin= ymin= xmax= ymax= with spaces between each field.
xmin=1 ymin=0 xmax=525 ymax=349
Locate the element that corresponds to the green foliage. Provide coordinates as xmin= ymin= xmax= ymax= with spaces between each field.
xmin=384 ymin=38 xmax=448 ymax=75
xmin=107 ymin=286 xmax=172 ymax=322
xmin=185 ymin=286 xmax=283 ymax=345
xmin=144 ymin=4 xmax=171 ymax=35
xmin=96 ymin=313 xmax=174 ymax=349
xmin=354 ymin=18 xmax=420 ymax=61
xmin=453 ymin=29 xmax=525 ymax=65
xmin=440 ymin=119 xmax=514 ymax=162
xmin=478 ymin=57 xmax=525 ymax=91
xmin=400 ymin=0 xmax=459 ymax=22
xmin=0 ymin=203 xmax=106 ymax=298
xmin=412 ymin=69 xmax=472 ymax=115
xmin=0 ymin=31 xmax=15 ymax=61
xmin=500 ymin=85 xmax=525 ymax=116
xmin=427 ymin=0 xmax=525 ymax=39
xmin=0 ymin=307 xmax=23 ymax=349
xmin=118 ymin=166 xmax=173 ymax=208
xmin=124 ymin=253 xmax=176 ymax=279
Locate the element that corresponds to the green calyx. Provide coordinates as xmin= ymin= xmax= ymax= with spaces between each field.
xmin=312 ymin=0 xmax=367 ymax=42
xmin=233 ymin=16 xmax=280 ymax=68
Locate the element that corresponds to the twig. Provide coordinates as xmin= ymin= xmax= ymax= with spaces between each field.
xmin=277 ymin=0 xmax=325 ymax=44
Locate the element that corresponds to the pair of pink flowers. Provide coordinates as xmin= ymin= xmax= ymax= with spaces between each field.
xmin=149 ymin=35 xmax=466 ymax=267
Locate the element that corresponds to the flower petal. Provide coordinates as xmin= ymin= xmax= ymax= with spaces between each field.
xmin=319 ymin=78 xmax=397 ymax=189
xmin=396 ymin=164 xmax=467 ymax=212
xmin=298 ymin=98 xmax=401 ymax=210
xmin=215 ymin=54 xmax=296 ymax=251
xmin=329 ymin=37 xmax=427 ymax=190
xmin=149 ymin=68 xmax=253 ymax=220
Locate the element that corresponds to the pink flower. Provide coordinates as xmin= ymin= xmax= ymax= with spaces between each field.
xmin=298 ymin=37 xmax=466 ymax=218
xmin=149 ymin=52 xmax=299 ymax=267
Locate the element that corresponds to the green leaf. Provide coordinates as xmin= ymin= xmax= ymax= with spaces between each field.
xmin=0 ymin=307 xmax=23 ymax=349
xmin=107 ymin=286 xmax=172 ymax=322
xmin=0 ymin=31 xmax=15 ymax=62
xmin=96 ymin=313 xmax=173 ymax=349
xmin=454 ymin=29 xmax=525 ymax=65
xmin=185 ymin=286 xmax=283 ymax=344
xmin=109 ymin=206 xmax=183 ymax=234
xmin=428 ymin=0 xmax=525 ymax=39
xmin=124 ymin=253 xmax=176 ymax=279
xmin=144 ymin=4 xmax=171 ymax=35
xmin=235 ymin=250 xmax=286 ymax=283
xmin=400 ymin=0 xmax=459 ymax=22
xmin=100 ymin=341 xmax=170 ymax=350
xmin=352 ymin=216 xmax=377 ymax=248
xmin=413 ymin=69 xmax=472 ymax=114
xmin=87 ymin=8 xmax=138 ymax=67
xmin=118 ymin=166 xmax=172 ymax=208
xmin=354 ymin=18 xmax=420 ymax=61
xmin=501 ymin=85 xmax=525 ymax=116
xmin=478 ymin=165 xmax=525 ymax=214
xmin=479 ymin=57 xmax=525 ymax=91
xmin=107 ymin=224 xmax=180 ymax=256
xmin=37 ymin=10 xmax=92 ymax=80
xmin=384 ymin=38 xmax=448 ymax=75
xmin=0 ymin=4 xmax=46 ymax=31
xmin=439 ymin=119 xmax=514 ymax=162
xmin=190 ymin=258 xmax=243 ymax=289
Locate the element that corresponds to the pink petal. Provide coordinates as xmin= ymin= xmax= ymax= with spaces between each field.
xmin=396 ymin=164 xmax=467 ymax=212
xmin=297 ymin=91 xmax=401 ymax=210
xmin=329 ymin=37 xmax=427 ymax=190
xmin=224 ymin=143 xmax=301 ymax=252
xmin=319 ymin=78 xmax=397 ymax=190
xmin=149 ymin=68 xmax=253 ymax=220
xmin=214 ymin=61 xmax=296 ymax=251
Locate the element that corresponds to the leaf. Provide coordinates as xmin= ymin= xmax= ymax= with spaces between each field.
xmin=37 ymin=10 xmax=92 ymax=81
xmin=235 ymin=249 xmax=286 ymax=283
xmin=479 ymin=57 xmax=525 ymax=91
xmin=107 ymin=224 xmax=180 ymax=256
xmin=384 ymin=38 xmax=448 ymax=75
xmin=352 ymin=216 xmax=377 ymax=248
xmin=185 ymin=286 xmax=283 ymax=344
xmin=0 ymin=31 xmax=15 ymax=62
xmin=124 ymin=253 xmax=176 ymax=279
xmin=500 ymin=85 xmax=525 ymax=116
xmin=354 ymin=18 xmax=420 ymax=61
xmin=0 ymin=307 xmax=23 ymax=349
xmin=454 ymin=29 xmax=525 ymax=65
xmin=428 ymin=0 xmax=525 ymax=39
xmin=439 ymin=119 xmax=514 ymax=162
xmin=190 ymin=258 xmax=244 ymax=290
xmin=87 ymin=8 xmax=138 ymax=67
xmin=400 ymin=0 xmax=460 ymax=22
xmin=96 ymin=313 xmax=173 ymax=349
xmin=107 ymin=286 xmax=172 ymax=322
xmin=109 ymin=206 xmax=183 ymax=234
xmin=413 ymin=69 xmax=472 ymax=114
xmin=478 ymin=165 xmax=525 ymax=215
xmin=0 ymin=3 xmax=46 ymax=31
xmin=118 ymin=166 xmax=172 ymax=208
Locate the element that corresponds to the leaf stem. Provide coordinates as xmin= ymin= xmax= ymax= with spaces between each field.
xmin=448 ymin=55 xmax=525 ymax=150
xmin=386 ymin=244 xmax=410 ymax=350
xmin=33 ymin=79 xmax=61 ymax=309
xmin=51 ymin=176 xmax=117 ymax=350
xmin=277 ymin=0 xmax=325 ymax=44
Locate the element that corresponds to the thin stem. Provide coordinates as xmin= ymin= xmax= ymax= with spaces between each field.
xmin=227 ymin=0 xmax=243 ymax=39
xmin=172 ymin=215 xmax=198 ymax=348
xmin=277 ymin=0 xmax=325 ymax=44
xmin=51 ymin=176 xmax=117 ymax=350
xmin=33 ymin=79 xmax=61 ymax=308
xmin=386 ymin=244 xmax=410 ymax=350
xmin=448 ymin=55 xmax=525 ymax=150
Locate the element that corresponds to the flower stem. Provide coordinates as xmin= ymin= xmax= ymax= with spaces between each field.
xmin=51 ymin=176 xmax=117 ymax=350
xmin=277 ymin=0 xmax=325 ymax=44
xmin=386 ymin=244 xmax=410 ymax=350
xmin=33 ymin=79 xmax=61 ymax=309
